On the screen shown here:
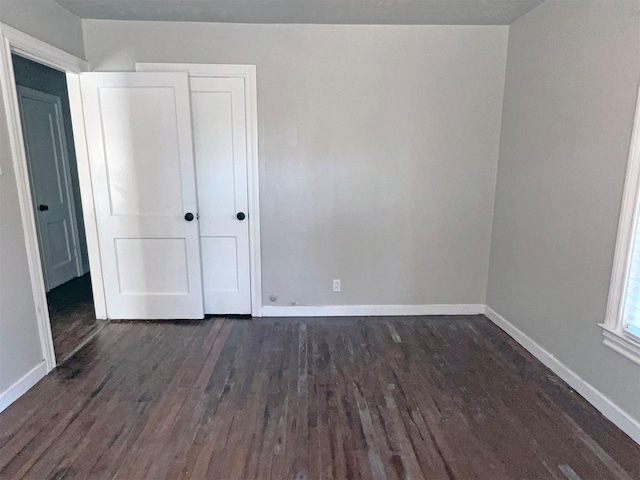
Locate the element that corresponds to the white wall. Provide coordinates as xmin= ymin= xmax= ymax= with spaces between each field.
xmin=83 ymin=21 xmax=509 ymax=308
xmin=487 ymin=0 xmax=640 ymax=425
xmin=0 ymin=1 xmax=84 ymax=400
xmin=0 ymin=0 xmax=84 ymax=58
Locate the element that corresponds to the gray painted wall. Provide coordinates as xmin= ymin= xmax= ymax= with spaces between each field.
xmin=82 ymin=21 xmax=509 ymax=307
xmin=12 ymin=54 xmax=90 ymax=274
xmin=0 ymin=89 xmax=43 ymax=396
xmin=487 ymin=0 xmax=640 ymax=422
xmin=0 ymin=1 xmax=83 ymax=397
xmin=0 ymin=0 xmax=84 ymax=58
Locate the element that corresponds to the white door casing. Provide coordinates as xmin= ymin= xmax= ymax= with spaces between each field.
xmin=81 ymin=72 xmax=204 ymax=319
xmin=17 ymin=86 xmax=82 ymax=291
xmin=137 ymin=63 xmax=262 ymax=316
xmin=0 ymin=23 xmax=91 ymax=373
xmin=191 ymin=77 xmax=251 ymax=314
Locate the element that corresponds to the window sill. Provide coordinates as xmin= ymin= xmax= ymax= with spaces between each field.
xmin=600 ymin=324 xmax=640 ymax=366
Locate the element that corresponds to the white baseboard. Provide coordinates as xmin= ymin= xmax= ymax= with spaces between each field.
xmin=261 ymin=303 xmax=485 ymax=317
xmin=483 ymin=306 xmax=640 ymax=445
xmin=0 ymin=360 xmax=47 ymax=414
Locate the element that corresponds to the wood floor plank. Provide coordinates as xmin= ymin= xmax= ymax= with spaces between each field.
xmin=0 ymin=315 xmax=639 ymax=479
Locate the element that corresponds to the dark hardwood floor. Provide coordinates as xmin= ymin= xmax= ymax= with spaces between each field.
xmin=47 ymin=274 xmax=108 ymax=364
xmin=0 ymin=315 xmax=638 ymax=479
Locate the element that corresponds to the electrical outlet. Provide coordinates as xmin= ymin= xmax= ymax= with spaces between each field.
xmin=333 ymin=279 xmax=341 ymax=292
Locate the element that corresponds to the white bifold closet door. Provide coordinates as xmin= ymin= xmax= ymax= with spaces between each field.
xmin=190 ymin=77 xmax=252 ymax=315
xmin=81 ymin=73 xmax=204 ymax=319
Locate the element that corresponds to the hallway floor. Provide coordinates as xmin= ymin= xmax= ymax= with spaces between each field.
xmin=0 ymin=316 xmax=638 ymax=479
xmin=47 ymin=274 xmax=107 ymax=364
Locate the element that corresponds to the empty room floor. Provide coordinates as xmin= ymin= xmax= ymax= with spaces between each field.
xmin=0 ymin=316 xmax=638 ymax=479
xmin=47 ymin=274 xmax=108 ymax=364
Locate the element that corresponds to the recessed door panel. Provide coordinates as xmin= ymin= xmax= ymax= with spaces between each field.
xmin=23 ymin=110 xmax=64 ymax=204
xmin=46 ymin=219 xmax=72 ymax=267
xmin=81 ymin=73 xmax=203 ymax=319
xmin=99 ymin=87 xmax=184 ymax=217
xmin=192 ymin=91 xmax=236 ymax=215
xmin=201 ymin=237 xmax=239 ymax=290
xmin=115 ymin=238 xmax=189 ymax=295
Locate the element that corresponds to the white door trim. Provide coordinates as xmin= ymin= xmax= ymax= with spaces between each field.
xmin=65 ymin=73 xmax=107 ymax=319
xmin=0 ymin=23 xmax=100 ymax=373
xmin=137 ymin=63 xmax=263 ymax=317
xmin=0 ymin=24 xmax=86 ymax=73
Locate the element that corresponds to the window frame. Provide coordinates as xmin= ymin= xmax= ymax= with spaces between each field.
xmin=602 ymin=84 xmax=640 ymax=366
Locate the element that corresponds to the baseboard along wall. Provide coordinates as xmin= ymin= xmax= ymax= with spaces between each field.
xmin=0 ymin=360 xmax=47 ymax=414
xmin=261 ymin=303 xmax=485 ymax=317
xmin=483 ymin=306 xmax=640 ymax=445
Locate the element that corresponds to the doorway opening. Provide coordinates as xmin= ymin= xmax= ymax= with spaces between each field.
xmin=12 ymin=54 xmax=106 ymax=364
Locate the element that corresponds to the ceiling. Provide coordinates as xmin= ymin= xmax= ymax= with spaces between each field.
xmin=54 ymin=0 xmax=545 ymax=25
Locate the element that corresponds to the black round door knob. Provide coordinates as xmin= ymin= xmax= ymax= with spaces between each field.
xmin=236 ymin=212 xmax=246 ymax=221
xmin=184 ymin=212 xmax=195 ymax=221
xmin=38 ymin=204 xmax=49 ymax=212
